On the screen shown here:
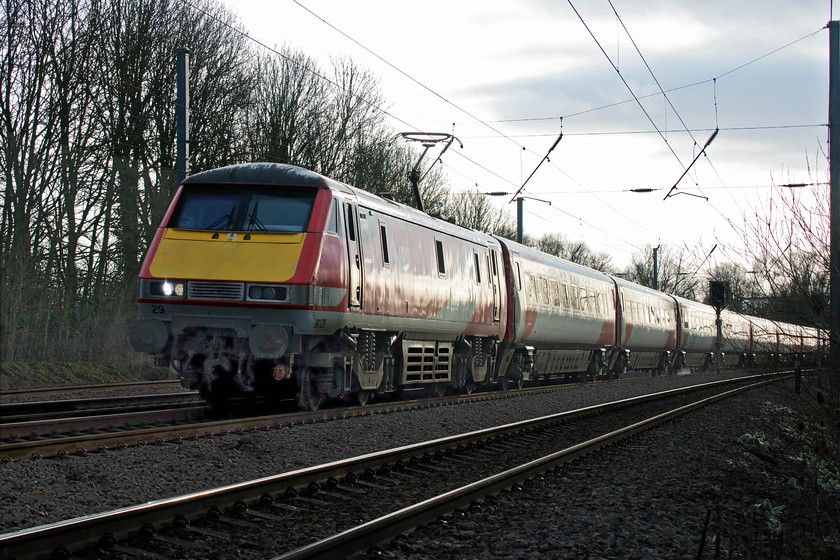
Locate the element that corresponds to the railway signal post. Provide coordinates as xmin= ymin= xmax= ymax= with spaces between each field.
xmin=709 ymin=281 xmax=728 ymax=375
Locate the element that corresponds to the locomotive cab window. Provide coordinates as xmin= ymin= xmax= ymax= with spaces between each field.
xmin=326 ymin=199 xmax=339 ymax=234
xmin=435 ymin=239 xmax=446 ymax=276
xmin=345 ymin=204 xmax=356 ymax=241
xmin=169 ymin=185 xmax=316 ymax=232
xmin=380 ymin=222 xmax=390 ymax=266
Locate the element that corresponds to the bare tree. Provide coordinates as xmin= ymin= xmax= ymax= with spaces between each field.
xmin=443 ymin=191 xmax=513 ymax=235
xmin=246 ymin=48 xmax=326 ymax=166
xmin=537 ymin=232 xmax=615 ymax=273
xmin=1 ymin=0 xmax=60 ymax=280
xmin=0 ymin=0 xmax=483 ymax=367
xmin=716 ymin=159 xmax=833 ymax=395
xmin=720 ymin=170 xmax=828 ymax=329
xmin=707 ymin=261 xmax=755 ymax=310
xmin=624 ymin=243 xmax=701 ymax=299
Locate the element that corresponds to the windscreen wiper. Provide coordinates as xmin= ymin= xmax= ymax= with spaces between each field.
xmin=247 ymin=202 xmax=267 ymax=231
xmin=204 ymin=205 xmax=235 ymax=230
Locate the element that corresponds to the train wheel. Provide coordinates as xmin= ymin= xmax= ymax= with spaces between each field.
xmin=297 ymin=368 xmax=323 ymax=411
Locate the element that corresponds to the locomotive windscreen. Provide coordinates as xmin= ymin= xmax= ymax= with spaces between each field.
xmin=168 ymin=185 xmax=317 ymax=233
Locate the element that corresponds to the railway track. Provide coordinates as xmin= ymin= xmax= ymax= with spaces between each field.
xmin=0 ymin=374 xmax=646 ymax=462
xmin=0 ymin=392 xmax=202 ymax=422
xmin=0 ymin=372 xmax=786 ymax=560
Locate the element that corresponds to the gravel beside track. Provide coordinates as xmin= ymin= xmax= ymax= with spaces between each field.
xmin=2 ymin=372 xmax=837 ymax=558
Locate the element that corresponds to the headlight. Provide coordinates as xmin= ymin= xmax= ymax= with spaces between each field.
xmin=163 ymin=281 xmax=185 ymax=297
xmin=148 ymin=280 xmax=186 ymax=298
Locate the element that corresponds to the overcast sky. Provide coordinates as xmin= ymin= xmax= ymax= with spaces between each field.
xmin=221 ymin=0 xmax=832 ymax=269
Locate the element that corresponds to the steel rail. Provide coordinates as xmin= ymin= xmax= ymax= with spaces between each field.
xmin=0 ymin=372 xmax=783 ymax=560
xmin=274 ymin=376 xmax=782 ymax=559
xmin=0 ymin=392 xmax=200 ymax=421
xmin=0 ymin=379 xmax=181 ymax=398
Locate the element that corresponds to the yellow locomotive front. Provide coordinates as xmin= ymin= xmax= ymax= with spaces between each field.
xmin=129 ymin=163 xmax=339 ymax=402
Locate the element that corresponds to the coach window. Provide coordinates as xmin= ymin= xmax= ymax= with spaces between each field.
xmin=550 ymin=280 xmax=560 ymax=307
xmin=526 ymin=274 xmax=537 ymax=301
xmin=561 ymin=284 xmax=569 ymax=308
xmin=539 ymin=277 xmax=549 ymax=306
xmin=379 ymin=222 xmax=390 ymax=266
xmin=435 ymin=239 xmax=446 ymax=276
xmin=515 ymin=262 xmax=522 ymax=290
xmin=474 ymin=251 xmax=482 ymax=284
xmin=569 ymin=286 xmax=579 ymax=310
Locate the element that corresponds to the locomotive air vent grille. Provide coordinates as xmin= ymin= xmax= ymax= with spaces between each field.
xmin=435 ymin=346 xmax=451 ymax=378
xmin=188 ymin=281 xmax=245 ymax=301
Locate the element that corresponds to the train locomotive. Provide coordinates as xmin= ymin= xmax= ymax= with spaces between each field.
xmin=129 ymin=163 xmax=824 ymax=408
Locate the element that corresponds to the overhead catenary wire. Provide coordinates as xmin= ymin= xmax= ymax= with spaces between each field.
xmin=457 ymin=28 xmax=824 ymax=127
xmin=455 ymin=123 xmax=825 ymax=140
xmin=288 ymin=0 xmax=657 ymax=246
xmin=508 ymin=131 xmax=563 ymax=204
xmin=609 ymin=0 xmax=725 ymax=206
xmin=566 ymin=0 xmax=687 ymax=170
xmin=521 ymin=198 xmax=641 ymax=255
xmin=290 ymin=0 xmax=529 ymax=154
xmin=191 ymin=0 xmax=823 ymax=267
xmin=607 ymin=0 xmax=699 ymax=148
xmin=538 ymin=181 xmax=828 ymax=194
xmin=182 ymin=0 xmax=419 ymax=131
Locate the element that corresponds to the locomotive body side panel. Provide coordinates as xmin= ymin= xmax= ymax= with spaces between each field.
xmin=337 ymin=188 xmax=506 ymax=341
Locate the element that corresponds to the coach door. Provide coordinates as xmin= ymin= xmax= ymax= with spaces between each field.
xmin=343 ymin=202 xmax=363 ymax=309
xmin=489 ymin=249 xmax=501 ymax=323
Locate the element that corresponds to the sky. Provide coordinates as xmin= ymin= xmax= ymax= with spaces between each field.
xmin=220 ymin=0 xmax=832 ymax=270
